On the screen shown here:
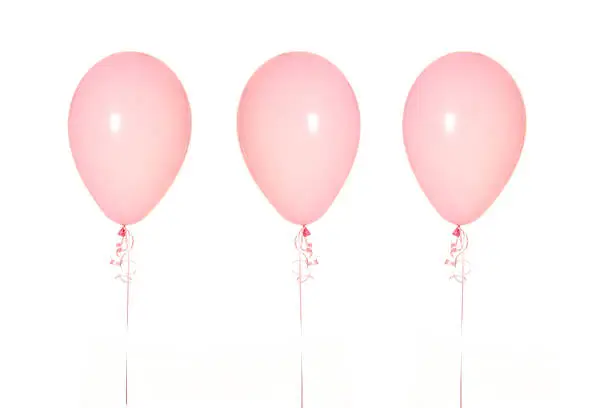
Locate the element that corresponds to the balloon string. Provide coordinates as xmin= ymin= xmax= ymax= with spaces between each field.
xmin=110 ymin=225 xmax=135 ymax=407
xmin=445 ymin=226 xmax=470 ymax=408
xmin=460 ymin=271 xmax=464 ymax=408
xmin=299 ymin=259 xmax=304 ymax=408
xmin=294 ymin=226 xmax=318 ymax=408
xmin=124 ymin=265 xmax=129 ymax=406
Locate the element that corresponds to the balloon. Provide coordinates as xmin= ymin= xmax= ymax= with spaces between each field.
xmin=403 ymin=52 xmax=526 ymax=226
xmin=68 ymin=52 xmax=191 ymax=225
xmin=237 ymin=52 xmax=360 ymax=226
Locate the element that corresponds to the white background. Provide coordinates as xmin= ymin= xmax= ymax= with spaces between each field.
xmin=0 ymin=1 xmax=610 ymax=407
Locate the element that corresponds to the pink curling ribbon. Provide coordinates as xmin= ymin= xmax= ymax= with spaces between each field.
xmin=445 ymin=225 xmax=471 ymax=408
xmin=292 ymin=225 xmax=318 ymax=408
xmin=110 ymin=225 xmax=135 ymax=407
xmin=294 ymin=225 xmax=318 ymax=282
xmin=445 ymin=226 xmax=471 ymax=283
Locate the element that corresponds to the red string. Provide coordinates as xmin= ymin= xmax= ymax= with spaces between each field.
xmin=445 ymin=226 xmax=470 ymax=408
xmin=110 ymin=225 xmax=135 ymax=407
xmin=293 ymin=225 xmax=318 ymax=408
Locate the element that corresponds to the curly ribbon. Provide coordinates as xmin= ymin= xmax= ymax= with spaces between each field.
xmin=445 ymin=225 xmax=471 ymax=408
xmin=110 ymin=225 xmax=135 ymax=407
xmin=445 ymin=226 xmax=470 ymax=283
xmin=292 ymin=225 xmax=318 ymax=408
xmin=294 ymin=225 xmax=318 ymax=283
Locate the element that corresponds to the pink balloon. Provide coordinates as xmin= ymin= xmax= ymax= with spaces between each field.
xmin=237 ymin=52 xmax=360 ymax=226
xmin=403 ymin=52 xmax=526 ymax=226
xmin=69 ymin=52 xmax=191 ymax=225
